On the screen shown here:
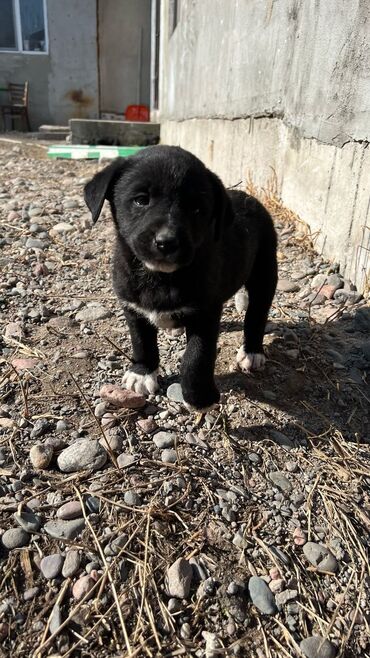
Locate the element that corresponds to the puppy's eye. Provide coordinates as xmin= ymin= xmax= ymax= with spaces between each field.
xmin=133 ymin=194 xmax=150 ymax=207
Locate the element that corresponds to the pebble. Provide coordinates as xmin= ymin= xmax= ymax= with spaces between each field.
xmin=269 ymin=471 xmax=292 ymax=492
xmin=275 ymin=589 xmax=298 ymax=608
xmin=25 ymin=238 xmax=46 ymax=250
xmin=62 ymin=550 xmax=81 ymax=577
xmin=277 ymin=279 xmax=300 ymax=293
xmin=248 ymin=576 xmax=277 ymax=615
xmin=11 ymin=358 xmax=40 ymax=371
xmin=29 ymin=444 xmax=54 ymax=469
xmin=72 ymin=575 xmax=96 ymax=602
xmin=30 ymin=419 xmax=53 ymax=439
xmin=23 ymin=587 xmax=39 ymax=601
xmin=2 ymin=528 xmax=30 ymax=549
xmin=57 ymin=439 xmax=107 ymax=472
xmin=117 ymin=453 xmax=137 ymax=469
xmin=99 ymin=384 xmax=146 ymax=409
xmin=14 ymin=509 xmax=41 ymax=533
xmin=44 ymin=518 xmax=85 ymax=540
xmin=40 ymin=554 xmax=64 ymax=579
xmin=293 ymin=527 xmax=307 ymax=545
xmin=137 ymin=418 xmax=157 ymax=434
xmin=49 ymin=222 xmax=74 ymax=236
xmin=300 ymin=635 xmax=337 ymax=658
xmin=167 ymin=557 xmax=193 ymax=598
xmin=269 ymin=430 xmax=294 ymax=449
xmin=75 ymin=303 xmax=111 ymax=322
xmin=99 ymin=428 xmax=124 ymax=453
xmin=153 ymin=431 xmax=176 ymax=449
xmin=56 ymin=500 xmax=83 ymax=520
xmin=49 ymin=603 xmax=62 ymax=635
xmin=166 ymin=383 xmax=184 ymax=403
xmin=161 ymin=448 xmax=177 ymax=464
xmin=124 ymin=490 xmax=142 ymax=506
xmin=303 ymin=542 xmax=338 ymax=573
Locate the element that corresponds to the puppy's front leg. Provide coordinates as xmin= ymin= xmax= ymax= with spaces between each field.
xmin=122 ymin=308 xmax=159 ymax=395
xmin=181 ymin=308 xmax=222 ymax=412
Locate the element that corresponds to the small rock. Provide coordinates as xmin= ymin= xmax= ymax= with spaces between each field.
xmin=30 ymin=444 xmax=53 ymax=469
xmin=49 ymin=603 xmax=62 ymax=635
xmin=25 ymin=238 xmax=46 ymax=250
xmin=62 ymin=550 xmax=81 ymax=577
xmin=166 ymin=383 xmax=184 ymax=403
xmin=30 ymin=419 xmax=53 ymax=439
xmin=137 ymin=418 xmax=157 ymax=434
xmin=270 ymin=430 xmax=294 ymax=449
xmin=293 ymin=527 xmax=307 ymax=546
xmin=11 ymin=358 xmax=39 ymax=371
xmin=44 ymin=518 xmax=85 ymax=540
xmin=300 ymin=635 xmax=337 ymax=658
xmin=56 ymin=420 xmax=69 ymax=433
xmin=76 ymin=303 xmax=111 ymax=322
xmin=23 ymin=587 xmax=40 ymax=601
xmin=167 ymin=557 xmax=193 ymax=598
xmin=269 ymin=578 xmax=285 ymax=594
xmin=275 ymin=589 xmax=298 ymax=608
xmin=303 ymin=542 xmax=338 ymax=573
xmin=14 ymin=509 xmax=41 ymax=533
xmin=99 ymin=428 xmax=123 ymax=453
xmin=3 ymin=322 xmax=23 ymax=341
xmin=269 ymin=471 xmax=292 ymax=492
xmin=248 ymin=576 xmax=277 ymax=615
xmin=40 ymin=554 xmax=64 ymax=579
xmin=161 ymin=448 xmax=177 ymax=464
xmin=49 ymin=222 xmax=74 ymax=236
xmin=153 ymin=431 xmax=176 ymax=449
xmin=117 ymin=453 xmax=137 ymax=469
xmin=56 ymin=500 xmax=83 ymax=520
xmin=124 ymin=490 xmax=142 ymax=506
xmin=235 ymin=288 xmax=249 ymax=312
xmin=57 ymin=439 xmax=107 ymax=473
xmin=100 ymin=384 xmax=146 ymax=409
xmin=277 ymin=279 xmax=300 ymax=293
xmin=2 ymin=528 xmax=30 ymax=549
xmin=72 ymin=575 xmax=96 ymax=602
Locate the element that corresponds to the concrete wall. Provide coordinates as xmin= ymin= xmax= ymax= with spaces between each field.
xmin=0 ymin=0 xmax=99 ymax=129
xmin=98 ymin=0 xmax=151 ymax=115
xmin=159 ymin=0 xmax=370 ymax=291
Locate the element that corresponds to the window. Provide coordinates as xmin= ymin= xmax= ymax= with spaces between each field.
xmin=0 ymin=0 xmax=48 ymax=53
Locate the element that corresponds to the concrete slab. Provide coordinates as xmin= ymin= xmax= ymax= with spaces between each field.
xmin=69 ymin=119 xmax=160 ymax=146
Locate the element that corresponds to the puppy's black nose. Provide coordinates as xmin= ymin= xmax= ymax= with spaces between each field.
xmin=154 ymin=231 xmax=179 ymax=255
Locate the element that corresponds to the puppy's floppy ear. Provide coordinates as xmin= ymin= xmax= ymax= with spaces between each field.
xmin=207 ymin=170 xmax=233 ymax=241
xmin=84 ymin=157 xmax=127 ymax=224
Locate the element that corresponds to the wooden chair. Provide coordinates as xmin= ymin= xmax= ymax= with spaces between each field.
xmin=0 ymin=82 xmax=31 ymax=131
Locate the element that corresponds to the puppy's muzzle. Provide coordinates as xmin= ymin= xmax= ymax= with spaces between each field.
xmin=154 ymin=229 xmax=180 ymax=256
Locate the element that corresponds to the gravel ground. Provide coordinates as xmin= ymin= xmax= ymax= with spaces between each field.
xmin=0 ymin=139 xmax=369 ymax=658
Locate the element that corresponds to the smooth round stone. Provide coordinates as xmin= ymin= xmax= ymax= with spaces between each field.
xmin=99 ymin=428 xmax=123 ymax=453
xmin=29 ymin=444 xmax=53 ymax=469
xmin=85 ymin=496 xmax=100 ymax=513
xmin=153 ymin=432 xmax=176 ymax=449
xmin=117 ymin=453 xmax=137 ymax=469
xmin=300 ymin=635 xmax=337 ymax=658
xmin=72 ymin=575 xmax=95 ymax=601
xmin=166 ymin=383 xmax=184 ymax=403
xmin=161 ymin=448 xmax=177 ymax=464
xmin=303 ymin=542 xmax=338 ymax=573
xmin=248 ymin=576 xmax=277 ymax=615
xmin=56 ymin=500 xmax=83 ymax=520
xmin=23 ymin=586 xmax=40 ymax=601
xmin=167 ymin=558 xmax=193 ymax=598
xmin=56 ymin=420 xmax=68 ymax=433
xmin=57 ymin=439 xmax=107 ymax=473
xmin=62 ymin=550 xmax=81 ymax=577
xmin=75 ymin=304 xmax=111 ymax=322
xmin=43 ymin=518 xmax=85 ymax=540
xmin=40 ymin=553 xmax=64 ymax=579
xmin=2 ymin=527 xmax=30 ymax=549
xmin=269 ymin=471 xmax=292 ymax=493
xmin=124 ymin=490 xmax=142 ymax=506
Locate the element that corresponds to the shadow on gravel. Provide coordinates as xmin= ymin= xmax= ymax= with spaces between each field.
xmin=218 ymin=306 xmax=370 ymax=446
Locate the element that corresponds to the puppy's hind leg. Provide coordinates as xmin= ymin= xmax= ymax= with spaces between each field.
xmin=237 ymin=249 xmax=277 ymax=374
xmin=122 ymin=308 xmax=159 ymax=396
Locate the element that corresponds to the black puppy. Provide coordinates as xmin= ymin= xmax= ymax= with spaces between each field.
xmin=84 ymin=145 xmax=277 ymax=411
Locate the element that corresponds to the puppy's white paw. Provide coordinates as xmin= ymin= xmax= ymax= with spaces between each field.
xmin=236 ymin=346 xmax=266 ymax=373
xmin=235 ymin=289 xmax=249 ymax=313
xmin=122 ymin=370 xmax=159 ymax=396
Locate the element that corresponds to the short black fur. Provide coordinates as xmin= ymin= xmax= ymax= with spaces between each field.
xmin=84 ymin=145 xmax=278 ymax=410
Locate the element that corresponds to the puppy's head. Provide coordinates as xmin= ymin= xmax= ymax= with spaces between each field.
xmin=84 ymin=145 xmax=232 ymax=273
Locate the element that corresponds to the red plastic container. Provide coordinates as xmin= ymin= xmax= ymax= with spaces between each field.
xmin=124 ymin=105 xmax=150 ymax=122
